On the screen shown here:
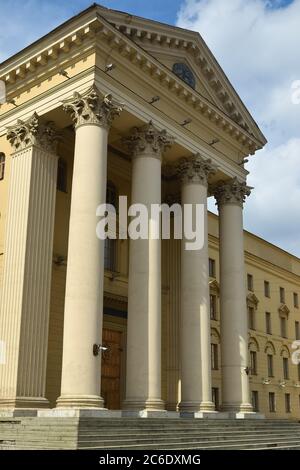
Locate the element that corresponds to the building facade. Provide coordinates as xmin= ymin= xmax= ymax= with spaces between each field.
xmin=0 ymin=4 xmax=299 ymax=419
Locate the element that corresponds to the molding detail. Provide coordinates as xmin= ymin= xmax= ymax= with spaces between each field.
xmin=62 ymin=85 xmax=124 ymax=129
xmin=278 ymin=303 xmax=290 ymax=318
xmin=124 ymin=121 xmax=174 ymax=159
xmin=247 ymin=292 xmax=259 ymax=309
xmin=214 ymin=177 xmax=252 ymax=208
xmin=6 ymin=112 xmax=59 ymax=153
xmin=177 ymin=153 xmax=217 ymax=186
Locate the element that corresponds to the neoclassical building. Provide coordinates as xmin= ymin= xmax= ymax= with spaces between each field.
xmin=0 ymin=4 xmax=299 ymax=421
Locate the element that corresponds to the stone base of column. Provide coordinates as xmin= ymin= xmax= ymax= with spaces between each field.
xmin=180 ymin=411 xmax=226 ymax=419
xmin=123 ymin=398 xmax=165 ymax=410
xmin=56 ymin=395 xmax=104 ymax=409
xmin=178 ymin=401 xmax=202 ymax=412
xmin=0 ymin=396 xmax=49 ymax=415
xmin=122 ymin=398 xmax=166 ymax=417
xmin=228 ymin=411 xmax=265 ymax=420
xmin=38 ymin=408 xmax=121 ymax=418
xmin=221 ymin=402 xmax=253 ymax=413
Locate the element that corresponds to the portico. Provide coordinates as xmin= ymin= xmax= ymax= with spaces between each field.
xmin=0 ymin=4 xmax=267 ymax=420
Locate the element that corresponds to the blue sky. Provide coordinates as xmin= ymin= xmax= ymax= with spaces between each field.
xmin=0 ymin=0 xmax=300 ymax=256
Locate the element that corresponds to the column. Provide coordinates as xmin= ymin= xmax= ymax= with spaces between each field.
xmin=123 ymin=122 xmax=173 ymax=416
xmin=214 ymin=177 xmax=253 ymax=414
xmin=56 ymin=86 xmax=123 ymax=409
xmin=178 ymin=154 xmax=217 ymax=415
xmin=0 ymin=113 xmax=59 ymax=410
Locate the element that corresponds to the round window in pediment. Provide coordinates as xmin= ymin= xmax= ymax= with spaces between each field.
xmin=172 ymin=62 xmax=196 ymax=89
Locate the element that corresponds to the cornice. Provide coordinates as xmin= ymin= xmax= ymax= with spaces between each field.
xmin=0 ymin=12 xmax=263 ymax=156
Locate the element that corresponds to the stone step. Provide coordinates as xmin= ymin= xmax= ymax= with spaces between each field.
xmin=78 ymin=435 xmax=300 ymax=450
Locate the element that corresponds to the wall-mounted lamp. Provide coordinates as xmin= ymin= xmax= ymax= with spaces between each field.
xmin=93 ymin=344 xmax=109 ymax=356
xmin=262 ymin=378 xmax=271 ymax=385
xmin=181 ymin=118 xmax=192 ymax=127
xmin=105 ymin=63 xmax=116 ymax=73
xmin=209 ymin=138 xmax=220 ymax=146
xmin=244 ymin=367 xmax=250 ymax=376
xmin=7 ymin=99 xmax=18 ymax=107
xmin=238 ymin=158 xmax=249 ymax=166
xmin=58 ymin=69 xmax=70 ymax=79
xmin=149 ymin=96 xmax=160 ymax=105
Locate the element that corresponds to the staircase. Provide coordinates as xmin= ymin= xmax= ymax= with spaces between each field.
xmin=1 ymin=417 xmax=300 ymax=450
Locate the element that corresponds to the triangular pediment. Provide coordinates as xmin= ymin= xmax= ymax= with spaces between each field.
xmin=98 ymin=4 xmax=266 ymax=146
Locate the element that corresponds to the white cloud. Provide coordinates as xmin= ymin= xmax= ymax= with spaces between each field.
xmin=177 ymin=0 xmax=300 ymax=256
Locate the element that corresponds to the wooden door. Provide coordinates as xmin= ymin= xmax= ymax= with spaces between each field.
xmin=101 ymin=328 xmax=122 ymax=409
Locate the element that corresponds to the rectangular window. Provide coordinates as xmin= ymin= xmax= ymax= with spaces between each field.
xmin=264 ymin=281 xmax=270 ymax=298
xmin=252 ymin=391 xmax=259 ymax=412
xmin=294 ymin=293 xmax=299 ymax=309
xmin=280 ymin=317 xmax=287 ymax=338
xmin=266 ymin=312 xmax=272 ymax=334
xmin=210 ymin=294 xmax=217 ymax=320
xmin=104 ymin=238 xmax=117 ymax=272
xmin=280 ymin=287 xmax=285 ymax=304
xmin=211 ymin=344 xmax=218 ymax=370
xmin=0 ymin=153 xmax=5 ymax=181
xmin=209 ymin=258 xmax=216 ymax=278
xmin=248 ymin=307 xmax=255 ymax=330
xmin=296 ymin=321 xmax=300 ymax=340
xmin=285 ymin=393 xmax=291 ymax=413
xmin=57 ymin=158 xmax=67 ymax=192
xmin=212 ymin=387 xmax=219 ymax=411
xmin=283 ymin=357 xmax=289 ymax=380
xmin=247 ymin=274 xmax=253 ymax=291
xmin=267 ymin=354 xmax=274 ymax=377
xmin=269 ymin=392 xmax=276 ymax=413
xmin=250 ymin=351 xmax=257 ymax=375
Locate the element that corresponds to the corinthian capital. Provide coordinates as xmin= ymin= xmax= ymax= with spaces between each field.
xmin=62 ymin=85 xmax=124 ymax=129
xmin=214 ymin=177 xmax=252 ymax=208
xmin=178 ymin=153 xmax=217 ymax=186
xmin=124 ymin=121 xmax=174 ymax=159
xmin=7 ymin=113 xmax=60 ymax=153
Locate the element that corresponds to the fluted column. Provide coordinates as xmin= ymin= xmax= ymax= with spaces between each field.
xmin=178 ymin=154 xmax=217 ymax=415
xmin=56 ymin=86 xmax=123 ymax=409
xmin=123 ymin=122 xmax=173 ymax=416
xmin=0 ymin=114 xmax=59 ymax=410
xmin=215 ymin=178 xmax=253 ymax=414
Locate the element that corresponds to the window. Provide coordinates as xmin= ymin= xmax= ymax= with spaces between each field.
xmin=104 ymin=181 xmax=117 ymax=272
xmin=211 ymin=343 xmax=218 ymax=370
xmin=0 ymin=153 xmax=5 ymax=180
xmin=294 ymin=293 xmax=299 ymax=309
xmin=283 ymin=357 xmax=289 ymax=380
xmin=285 ymin=393 xmax=291 ymax=413
xmin=247 ymin=274 xmax=253 ymax=291
xmin=280 ymin=317 xmax=287 ymax=338
xmin=266 ymin=312 xmax=272 ymax=334
xmin=248 ymin=306 xmax=255 ymax=330
xmin=264 ymin=281 xmax=270 ymax=298
xmin=57 ymin=157 xmax=67 ymax=192
xmin=212 ymin=387 xmax=220 ymax=411
xmin=250 ymin=351 xmax=257 ymax=375
xmin=280 ymin=287 xmax=285 ymax=304
xmin=296 ymin=321 xmax=300 ymax=340
xmin=210 ymin=294 xmax=217 ymax=320
xmin=252 ymin=391 xmax=259 ymax=412
xmin=209 ymin=258 xmax=216 ymax=278
xmin=269 ymin=392 xmax=276 ymax=412
xmin=267 ymin=354 xmax=274 ymax=377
